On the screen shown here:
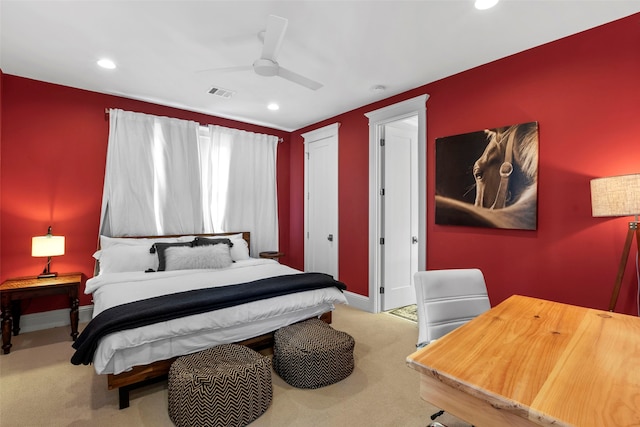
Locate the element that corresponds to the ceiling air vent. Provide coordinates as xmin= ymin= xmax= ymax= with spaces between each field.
xmin=208 ymin=86 xmax=235 ymax=99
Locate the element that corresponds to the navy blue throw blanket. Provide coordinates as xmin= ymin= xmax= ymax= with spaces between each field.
xmin=71 ymin=273 xmax=346 ymax=366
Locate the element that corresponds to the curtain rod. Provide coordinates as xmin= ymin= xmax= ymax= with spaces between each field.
xmin=104 ymin=108 xmax=283 ymax=142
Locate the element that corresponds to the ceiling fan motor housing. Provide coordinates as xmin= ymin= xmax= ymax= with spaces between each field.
xmin=253 ymin=59 xmax=279 ymax=77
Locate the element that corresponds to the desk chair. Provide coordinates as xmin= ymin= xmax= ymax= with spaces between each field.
xmin=413 ymin=269 xmax=491 ymax=427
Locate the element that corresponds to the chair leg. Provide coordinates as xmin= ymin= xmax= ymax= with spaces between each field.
xmin=428 ymin=410 xmax=446 ymax=427
xmin=430 ymin=410 xmax=445 ymax=420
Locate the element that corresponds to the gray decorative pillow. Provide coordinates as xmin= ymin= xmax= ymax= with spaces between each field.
xmin=151 ymin=242 xmax=194 ymax=271
xmin=164 ymin=244 xmax=233 ymax=271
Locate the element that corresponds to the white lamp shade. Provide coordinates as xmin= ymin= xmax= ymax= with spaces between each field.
xmin=590 ymin=173 xmax=640 ymax=217
xmin=31 ymin=235 xmax=65 ymax=257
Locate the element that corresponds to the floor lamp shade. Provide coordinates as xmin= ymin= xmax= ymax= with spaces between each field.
xmin=590 ymin=173 xmax=640 ymax=217
xmin=590 ymin=173 xmax=640 ymax=312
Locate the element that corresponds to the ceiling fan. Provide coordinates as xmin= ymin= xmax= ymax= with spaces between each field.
xmin=205 ymin=15 xmax=323 ymax=91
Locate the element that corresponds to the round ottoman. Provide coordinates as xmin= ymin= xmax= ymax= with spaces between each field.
xmin=273 ymin=318 xmax=355 ymax=389
xmin=168 ymin=344 xmax=272 ymax=427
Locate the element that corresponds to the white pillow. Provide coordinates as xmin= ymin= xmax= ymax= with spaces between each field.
xmin=164 ymin=244 xmax=233 ymax=271
xmin=229 ymin=237 xmax=250 ymax=261
xmin=95 ymin=234 xmax=249 ymax=270
xmin=222 ymin=233 xmax=244 ymax=240
xmin=96 ymin=244 xmax=159 ymax=274
xmin=197 ymin=233 xmax=250 ymax=260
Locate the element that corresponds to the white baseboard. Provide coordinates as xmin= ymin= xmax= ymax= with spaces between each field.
xmin=18 ymin=305 xmax=94 ymax=334
xmin=344 ymin=291 xmax=374 ymax=312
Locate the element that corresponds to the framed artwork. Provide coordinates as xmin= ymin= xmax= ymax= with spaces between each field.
xmin=435 ymin=121 xmax=539 ymax=230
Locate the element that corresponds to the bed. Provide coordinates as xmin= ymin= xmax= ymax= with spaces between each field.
xmin=72 ymin=232 xmax=348 ymax=408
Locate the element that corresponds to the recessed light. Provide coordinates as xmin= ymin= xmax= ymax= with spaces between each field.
xmin=475 ymin=0 xmax=499 ymax=10
xmin=97 ymin=58 xmax=116 ymax=69
xmin=267 ymin=103 xmax=279 ymax=111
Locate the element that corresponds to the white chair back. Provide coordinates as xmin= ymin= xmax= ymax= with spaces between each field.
xmin=414 ymin=268 xmax=491 ymax=347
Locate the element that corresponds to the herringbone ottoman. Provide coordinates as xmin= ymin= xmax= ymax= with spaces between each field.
xmin=168 ymin=344 xmax=272 ymax=427
xmin=273 ymin=318 xmax=355 ymax=389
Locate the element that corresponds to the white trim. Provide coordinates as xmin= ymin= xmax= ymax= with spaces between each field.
xmin=343 ymin=291 xmax=371 ymax=312
xmin=365 ymin=95 xmax=429 ymax=313
xmin=301 ymin=122 xmax=340 ymax=142
xmin=302 ymin=122 xmax=340 ymax=278
xmin=18 ymin=305 xmax=94 ymax=334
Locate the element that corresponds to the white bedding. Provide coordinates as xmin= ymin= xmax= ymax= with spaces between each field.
xmin=85 ymin=258 xmax=348 ymax=375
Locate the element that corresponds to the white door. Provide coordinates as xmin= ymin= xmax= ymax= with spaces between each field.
xmin=381 ymin=119 xmax=419 ymax=311
xmin=303 ymin=124 xmax=339 ymax=279
xmin=365 ymin=95 xmax=428 ymax=314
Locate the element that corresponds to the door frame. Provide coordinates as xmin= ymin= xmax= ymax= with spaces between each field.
xmin=302 ymin=122 xmax=340 ymax=277
xmin=365 ymin=95 xmax=429 ymax=313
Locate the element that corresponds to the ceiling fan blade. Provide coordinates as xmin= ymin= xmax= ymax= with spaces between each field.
xmin=261 ymin=15 xmax=288 ymax=61
xmin=196 ymin=65 xmax=253 ymax=74
xmin=277 ymin=66 xmax=323 ymax=91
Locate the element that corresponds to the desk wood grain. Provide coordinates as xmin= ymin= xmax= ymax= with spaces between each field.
xmin=407 ymin=295 xmax=640 ymax=427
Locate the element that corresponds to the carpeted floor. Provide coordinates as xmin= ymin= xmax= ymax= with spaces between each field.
xmin=0 ymin=304 xmax=471 ymax=427
xmin=388 ymin=304 xmax=418 ymax=322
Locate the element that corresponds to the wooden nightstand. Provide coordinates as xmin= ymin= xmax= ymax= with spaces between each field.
xmin=0 ymin=272 xmax=82 ymax=354
xmin=259 ymin=251 xmax=285 ymax=260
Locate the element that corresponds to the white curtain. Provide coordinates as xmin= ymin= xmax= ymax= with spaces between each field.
xmin=100 ymin=109 xmax=202 ymax=236
xmin=100 ymin=110 xmax=279 ymax=256
xmin=200 ymin=125 xmax=279 ymax=255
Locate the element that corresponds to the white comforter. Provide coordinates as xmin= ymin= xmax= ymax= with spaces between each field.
xmin=85 ymin=258 xmax=347 ymax=375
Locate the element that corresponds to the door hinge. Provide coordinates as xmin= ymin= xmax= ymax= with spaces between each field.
xmin=380 ymin=138 xmax=385 ymax=147
xmin=380 ymin=286 xmax=385 ymax=294
xmin=380 ymin=237 xmax=385 ymax=245
xmin=380 ymin=188 xmax=385 ymax=196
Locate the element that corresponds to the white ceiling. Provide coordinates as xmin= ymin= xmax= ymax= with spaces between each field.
xmin=2 ymin=1 xmax=640 ymax=132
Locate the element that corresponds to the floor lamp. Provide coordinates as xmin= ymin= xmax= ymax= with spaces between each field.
xmin=590 ymin=173 xmax=640 ymax=312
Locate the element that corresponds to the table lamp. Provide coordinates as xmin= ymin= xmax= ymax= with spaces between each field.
xmin=31 ymin=226 xmax=65 ymax=279
xmin=590 ymin=173 xmax=640 ymax=311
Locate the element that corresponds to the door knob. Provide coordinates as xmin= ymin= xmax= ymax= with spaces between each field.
xmin=327 ymin=234 xmax=334 ymax=242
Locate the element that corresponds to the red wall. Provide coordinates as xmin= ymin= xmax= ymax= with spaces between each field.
xmin=290 ymin=14 xmax=640 ymax=314
xmin=0 ymin=76 xmax=290 ymax=312
xmin=0 ymin=69 xmax=4 ymax=278
xmin=2 ymin=13 xmax=640 ymax=316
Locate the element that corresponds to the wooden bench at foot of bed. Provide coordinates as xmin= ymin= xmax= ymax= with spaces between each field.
xmin=108 ymin=311 xmax=332 ymax=409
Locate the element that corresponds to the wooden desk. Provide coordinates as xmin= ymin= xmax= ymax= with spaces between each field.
xmin=0 ymin=272 xmax=82 ymax=354
xmin=406 ymin=295 xmax=640 ymax=427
